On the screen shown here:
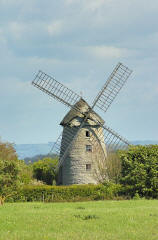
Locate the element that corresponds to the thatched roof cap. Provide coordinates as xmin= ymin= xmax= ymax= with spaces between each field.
xmin=60 ymin=98 xmax=104 ymax=127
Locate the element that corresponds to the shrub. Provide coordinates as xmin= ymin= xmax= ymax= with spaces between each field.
xmin=8 ymin=183 xmax=121 ymax=202
xmin=0 ymin=140 xmax=21 ymax=204
xmin=19 ymin=160 xmax=33 ymax=185
xmin=119 ymin=145 xmax=158 ymax=198
xmin=32 ymin=157 xmax=58 ymax=185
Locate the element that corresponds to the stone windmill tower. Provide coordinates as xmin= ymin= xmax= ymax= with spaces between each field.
xmin=32 ymin=63 xmax=132 ymax=185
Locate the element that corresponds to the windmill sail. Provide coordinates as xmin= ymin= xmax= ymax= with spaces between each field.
xmin=92 ymin=63 xmax=132 ymax=113
xmin=32 ymin=70 xmax=81 ymax=108
xmin=49 ymin=132 xmax=62 ymax=157
xmin=50 ymin=126 xmax=82 ymax=169
xmin=90 ymin=120 xmax=130 ymax=152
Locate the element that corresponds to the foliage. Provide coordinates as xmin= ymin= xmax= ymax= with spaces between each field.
xmin=93 ymin=153 xmax=108 ymax=183
xmin=106 ymin=151 xmax=121 ymax=183
xmin=93 ymin=151 xmax=121 ymax=184
xmin=29 ymin=179 xmax=45 ymax=186
xmin=119 ymin=145 xmax=158 ymax=198
xmin=24 ymin=153 xmax=58 ymax=164
xmin=8 ymin=183 xmax=121 ymax=202
xmin=0 ymin=141 xmax=21 ymax=204
xmin=18 ymin=160 xmax=33 ymax=185
xmin=32 ymin=157 xmax=58 ymax=185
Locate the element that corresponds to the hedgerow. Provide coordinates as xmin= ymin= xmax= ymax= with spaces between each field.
xmin=7 ymin=183 xmax=121 ymax=202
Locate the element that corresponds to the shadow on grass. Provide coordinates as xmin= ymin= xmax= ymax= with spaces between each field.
xmin=74 ymin=214 xmax=99 ymax=220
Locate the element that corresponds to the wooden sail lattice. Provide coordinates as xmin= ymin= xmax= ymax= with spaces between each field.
xmin=32 ymin=70 xmax=81 ymax=108
xmin=92 ymin=63 xmax=132 ymax=113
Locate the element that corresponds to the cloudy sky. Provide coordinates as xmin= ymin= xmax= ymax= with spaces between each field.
xmin=0 ymin=0 xmax=158 ymax=144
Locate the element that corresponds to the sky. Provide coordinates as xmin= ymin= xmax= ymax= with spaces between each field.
xmin=0 ymin=0 xmax=158 ymax=144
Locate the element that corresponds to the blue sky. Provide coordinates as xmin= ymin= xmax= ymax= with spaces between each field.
xmin=0 ymin=0 xmax=158 ymax=144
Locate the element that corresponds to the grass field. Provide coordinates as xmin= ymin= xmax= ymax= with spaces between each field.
xmin=0 ymin=200 xmax=158 ymax=240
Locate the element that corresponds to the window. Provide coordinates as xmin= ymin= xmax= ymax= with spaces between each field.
xmin=86 ymin=145 xmax=92 ymax=152
xmin=86 ymin=130 xmax=90 ymax=137
xmin=86 ymin=164 xmax=91 ymax=171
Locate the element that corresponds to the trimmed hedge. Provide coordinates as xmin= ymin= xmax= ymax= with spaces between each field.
xmin=7 ymin=183 xmax=121 ymax=202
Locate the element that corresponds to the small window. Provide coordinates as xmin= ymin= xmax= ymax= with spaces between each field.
xmin=86 ymin=145 xmax=92 ymax=152
xmin=86 ymin=130 xmax=90 ymax=137
xmin=86 ymin=164 xmax=91 ymax=171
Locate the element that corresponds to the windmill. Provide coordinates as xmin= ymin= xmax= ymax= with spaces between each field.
xmin=32 ymin=63 xmax=132 ymax=185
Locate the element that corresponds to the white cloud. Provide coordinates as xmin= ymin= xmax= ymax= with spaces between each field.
xmin=47 ymin=20 xmax=63 ymax=36
xmin=0 ymin=77 xmax=31 ymax=96
xmin=26 ymin=56 xmax=61 ymax=66
xmin=9 ymin=22 xmax=24 ymax=39
xmin=4 ymin=21 xmax=29 ymax=40
xmin=1 ymin=20 xmax=64 ymax=43
xmin=65 ymin=0 xmax=80 ymax=5
xmin=0 ymin=28 xmax=13 ymax=59
xmin=0 ymin=0 xmax=22 ymax=6
xmin=0 ymin=28 xmax=6 ymax=46
xmin=65 ymin=0 xmax=109 ymax=9
xmin=82 ymin=0 xmax=110 ymax=11
xmin=85 ymin=46 xmax=130 ymax=59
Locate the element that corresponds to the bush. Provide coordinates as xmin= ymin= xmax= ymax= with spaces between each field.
xmin=8 ymin=183 xmax=121 ymax=202
xmin=19 ymin=160 xmax=33 ymax=185
xmin=119 ymin=145 xmax=158 ymax=198
xmin=32 ymin=157 xmax=58 ymax=185
xmin=0 ymin=141 xmax=21 ymax=204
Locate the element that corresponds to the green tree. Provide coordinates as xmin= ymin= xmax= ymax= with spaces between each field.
xmin=106 ymin=152 xmax=121 ymax=183
xmin=32 ymin=157 xmax=58 ymax=185
xmin=18 ymin=160 xmax=33 ymax=185
xmin=0 ymin=141 xmax=20 ymax=205
xmin=93 ymin=151 xmax=121 ymax=184
xmin=119 ymin=145 xmax=158 ymax=198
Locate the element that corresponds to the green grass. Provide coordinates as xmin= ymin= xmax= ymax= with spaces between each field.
xmin=0 ymin=200 xmax=158 ymax=240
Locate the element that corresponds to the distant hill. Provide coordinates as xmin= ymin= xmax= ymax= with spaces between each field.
xmin=24 ymin=153 xmax=58 ymax=164
xmin=15 ymin=142 xmax=54 ymax=159
xmin=132 ymin=140 xmax=158 ymax=145
xmin=15 ymin=141 xmax=158 ymax=160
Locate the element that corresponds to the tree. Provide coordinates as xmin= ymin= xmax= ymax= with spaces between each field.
xmin=106 ymin=151 xmax=121 ymax=183
xmin=0 ymin=141 xmax=20 ymax=205
xmin=119 ymin=145 xmax=158 ymax=198
xmin=93 ymin=151 xmax=121 ymax=184
xmin=32 ymin=157 xmax=58 ymax=185
xmin=18 ymin=160 xmax=33 ymax=185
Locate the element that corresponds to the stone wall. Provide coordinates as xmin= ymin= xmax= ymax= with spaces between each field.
xmin=59 ymin=124 xmax=106 ymax=185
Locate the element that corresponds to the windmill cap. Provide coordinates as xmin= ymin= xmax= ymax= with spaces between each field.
xmin=60 ymin=98 xmax=104 ymax=127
